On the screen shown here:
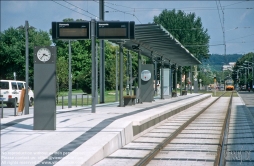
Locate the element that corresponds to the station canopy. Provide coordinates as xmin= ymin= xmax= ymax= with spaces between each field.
xmin=110 ymin=24 xmax=201 ymax=66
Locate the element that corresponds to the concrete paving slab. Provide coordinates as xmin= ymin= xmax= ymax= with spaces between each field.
xmin=170 ymin=138 xmax=220 ymax=144
xmin=227 ymin=144 xmax=254 ymax=151
xmin=153 ymin=151 xmax=217 ymax=160
xmin=226 ymin=162 xmax=254 ymax=166
xmin=149 ymin=129 xmax=176 ymax=133
xmin=181 ymin=130 xmax=222 ymax=134
xmin=156 ymin=125 xmax=181 ymax=129
xmin=177 ymin=133 xmax=221 ymax=139
xmin=133 ymin=137 xmax=165 ymax=143
xmin=143 ymin=133 xmax=172 ymax=138
xmin=1 ymin=93 xmax=211 ymax=166
xmin=147 ymin=160 xmax=214 ymax=166
xmin=94 ymin=158 xmax=140 ymax=166
xmin=123 ymin=142 xmax=158 ymax=150
xmin=227 ymin=138 xmax=254 ymax=144
xmin=164 ymin=144 xmax=218 ymax=152
xmin=108 ymin=149 xmax=150 ymax=158
xmin=224 ymin=96 xmax=254 ymax=166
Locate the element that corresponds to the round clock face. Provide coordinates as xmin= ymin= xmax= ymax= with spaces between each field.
xmin=37 ymin=48 xmax=51 ymax=62
xmin=141 ymin=70 xmax=151 ymax=81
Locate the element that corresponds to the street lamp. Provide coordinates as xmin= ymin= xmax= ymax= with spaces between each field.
xmin=244 ymin=60 xmax=254 ymax=90
xmin=239 ymin=66 xmax=247 ymax=89
xmin=18 ymin=21 xmax=35 ymax=115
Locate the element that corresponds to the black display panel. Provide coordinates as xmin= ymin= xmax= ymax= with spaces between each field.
xmin=52 ymin=22 xmax=90 ymax=40
xmin=96 ymin=21 xmax=135 ymax=39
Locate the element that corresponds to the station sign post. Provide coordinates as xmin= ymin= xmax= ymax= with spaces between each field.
xmin=51 ymin=20 xmax=135 ymax=113
xmin=52 ymin=22 xmax=90 ymax=40
xmin=96 ymin=21 xmax=135 ymax=39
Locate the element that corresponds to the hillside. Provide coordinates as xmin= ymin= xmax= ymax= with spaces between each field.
xmin=202 ymin=54 xmax=243 ymax=71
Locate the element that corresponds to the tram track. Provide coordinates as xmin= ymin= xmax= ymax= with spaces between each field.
xmin=132 ymin=91 xmax=233 ymax=166
xmin=94 ymin=92 xmax=234 ymax=166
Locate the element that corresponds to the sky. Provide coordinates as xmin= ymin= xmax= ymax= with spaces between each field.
xmin=1 ymin=0 xmax=254 ymax=55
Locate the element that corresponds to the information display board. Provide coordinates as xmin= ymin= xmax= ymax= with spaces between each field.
xmin=96 ymin=21 xmax=135 ymax=39
xmin=52 ymin=21 xmax=135 ymax=40
xmin=52 ymin=22 xmax=90 ymax=40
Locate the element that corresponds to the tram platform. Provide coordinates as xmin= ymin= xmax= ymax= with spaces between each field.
xmin=1 ymin=93 xmax=211 ymax=166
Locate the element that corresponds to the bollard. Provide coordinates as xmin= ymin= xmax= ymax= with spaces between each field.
xmin=82 ymin=94 xmax=83 ymax=107
xmin=1 ymin=100 xmax=3 ymax=118
xmin=87 ymin=94 xmax=89 ymax=105
xmin=14 ymin=99 xmax=16 ymax=116
xmin=76 ymin=95 xmax=77 ymax=107
xmin=62 ymin=96 xmax=64 ymax=109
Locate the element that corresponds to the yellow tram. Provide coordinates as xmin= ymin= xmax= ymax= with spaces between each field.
xmin=225 ymin=79 xmax=234 ymax=91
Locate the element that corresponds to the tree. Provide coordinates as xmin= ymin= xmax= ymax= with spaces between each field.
xmin=153 ymin=9 xmax=210 ymax=61
xmin=232 ymin=52 xmax=254 ymax=87
xmin=0 ymin=27 xmax=51 ymax=87
xmin=56 ymin=56 xmax=68 ymax=91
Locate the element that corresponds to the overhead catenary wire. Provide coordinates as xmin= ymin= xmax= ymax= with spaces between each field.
xmin=215 ymin=1 xmax=224 ymax=33
xmin=62 ymin=0 xmax=98 ymax=18
xmin=51 ymin=0 xmax=93 ymax=19
xmin=103 ymin=1 xmax=252 ymax=11
xmin=103 ymin=7 xmax=253 ymax=13
xmin=226 ymin=33 xmax=254 ymax=42
xmin=224 ymin=0 xmax=248 ymax=7
xmin=92 ymin=0 xmax=142 ymax=24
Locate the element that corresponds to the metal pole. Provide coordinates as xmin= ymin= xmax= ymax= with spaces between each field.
xmin=1 ymin=100 xmax=3 ymax=118
xmin=14 ymin=99 xmax=16 ymax=116
xmin=76 ymin=95 xmax=77 ymax=107
xmin=129 ymin=52 xmax=132 ymax=96
xmin=115 ymin=50 xmax=118 ymax=101
xmin=175 ymin=64 xmax=177 ymax=94
xmin=190 ymin=66 xmax=192 ymax=94
xmin=127 ymin=51 xmax=129 ymax=95
xmin=138 ymin=49 xmax=142 ymax=103
xmin=160 ymin=56 xmax=164 ymax=99
xmin=82 ymin=94 xmax=83 ymax=106
xmin=252 ymin=55 xmax=254 ymax=91
xmin=24 ymin=20 xmax=29 ymax=115
xmin=68 ymin=40 xmax=72 ymax=108
xmin=99 ymin=0 xmax=105 ymax=104
xmin=179 ymin=66 xmax=182 ymax=96
xmin=96 ymin=43 xmax=98 ymax=104
xmin=168 ymin=61 xmax=172 ymax=98
xmin=62 ymin=96 xmax=63 ymax=109
xmin=155 ymin=60 xmax=157 ymax=95
xmin=14 ymin=72 xmax=16 ymax=80
xmin=91 ymin=19 xmax=96 ymax=113
xmin=245 ymin=67 xmax=247 ymax=89
xmin=237 ymin=70 xmax=239 ymax=90
xmin=119 ymin=43 xmax=124 ymax=107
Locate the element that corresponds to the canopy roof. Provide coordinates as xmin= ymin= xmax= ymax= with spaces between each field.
xmin=110 ymin=24 xmax=201 ymax=66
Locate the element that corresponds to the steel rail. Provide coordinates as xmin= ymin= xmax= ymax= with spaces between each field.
xmin=218 ymin=91 xmax=233 ymax=166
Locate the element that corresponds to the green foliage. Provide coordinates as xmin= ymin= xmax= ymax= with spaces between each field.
xmin=153 ymin=9 xmax=210 ymax=61
xmin=54 ymin=39 xmax=92 ymax=93
xmin=0 ymin=27 xmax=51 ymax=87
xmin=57 ymin=56 xmax=68 ymax=91
xmin=232 ymin=52 xmax=254 ymax=86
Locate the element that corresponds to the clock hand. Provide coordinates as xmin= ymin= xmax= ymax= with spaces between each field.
xmin=40 ymin=54 xmax=46 ymax=60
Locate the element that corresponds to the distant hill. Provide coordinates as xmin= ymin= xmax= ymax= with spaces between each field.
xmin=202 ymin=54 xmax=243 ymax=71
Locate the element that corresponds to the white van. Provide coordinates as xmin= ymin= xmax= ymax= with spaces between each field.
xmin=0 ymin=80 xmax=34 ymax=107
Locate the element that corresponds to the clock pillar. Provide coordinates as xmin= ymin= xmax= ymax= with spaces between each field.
xmin=140 ymin=64 xmax=154 ymax=102
xmin=33 ymin=46 xmax=56 ymax=130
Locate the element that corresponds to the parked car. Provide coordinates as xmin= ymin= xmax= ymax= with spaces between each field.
xmin=0 ymin=80 xmax=34 ymax=107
